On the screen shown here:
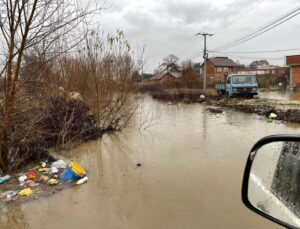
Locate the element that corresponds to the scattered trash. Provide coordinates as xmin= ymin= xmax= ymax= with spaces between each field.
xmin=18 ymin=188 xmax=33 ymax=197
xmin=51 ymin=160 xmax=67 ymax=169
xmin=6 ymin=195 xmax=19 ymax=202
xmin=46 ymin=167 xmax=59 ymax=175
xmin=1 ymin=191 xmax=13 ymax=198
xmin=18 ymin=175 xmax=27 ymax=182
xmin=267 ymin=119 xmax=273 ymax=123
xmin=39 ymin=175 xmax=50 ymax=183
xmin=76 ymin=176 xmax=88 ymax=185
xmin=168 ymin=101 xmax=172 ymax=105
xmin=269 ymin=113 xmax=277 ymax=119
xmin=22 ymin=180 xmax=39 ymax=188
xmin=4 ymin=190 xmax=18 ymax=202
xmin=26 ymin=171 xmax=37 ymax=180
xmin=200 ymin=94 xmax=205 ymax=99
xmin=60 ymin=162 xmax=86 ymax=181
xmin=47 ymin=179 xmax=59 ymax=186
xmin=136 ymin=163 xmax=142 ymax=167
xmin=0 ymin=175 xmax=9 ymax=184
xmin=60 ymin=166 xmax=79 ymax=181
xmin=38 ymin=168 xmax=48 ymax=172
xmin=3 ymin=175 xmax=10 ymax=181
xmin=1 ymin=160 xmax=88 ymax=204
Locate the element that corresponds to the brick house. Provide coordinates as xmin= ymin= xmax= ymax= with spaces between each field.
xmin=286 ymin=55 xmax=300 ymax=87
xmin=149 ymin=72 xmax=176 ymax=85
xmin=201 ymin=57 xmax=238 ymax=85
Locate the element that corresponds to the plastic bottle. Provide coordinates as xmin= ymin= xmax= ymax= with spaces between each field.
xmin=76 ymin=176 xmax=88 ymax=185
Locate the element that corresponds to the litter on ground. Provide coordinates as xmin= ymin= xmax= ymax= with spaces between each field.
xmin=0 ymin=160 xmax=88 ymax=205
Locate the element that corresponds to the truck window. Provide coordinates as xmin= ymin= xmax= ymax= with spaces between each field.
xmin=232 ymin=75 xmax=256 ymax=84
xmin=227 ymin=78 xmax=230 ymax=84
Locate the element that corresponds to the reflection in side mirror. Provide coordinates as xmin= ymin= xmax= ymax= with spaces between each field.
xmin=243 ymin=137 xmax=300 ymax=229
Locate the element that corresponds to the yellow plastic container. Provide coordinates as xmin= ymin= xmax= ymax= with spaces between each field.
xmin=68 ymin=161 xmax=86 ymax=177
xmin=18 ymin=188 xmax=33 ymax=196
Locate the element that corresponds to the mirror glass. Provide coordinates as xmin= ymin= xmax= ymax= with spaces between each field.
xmin=248 ymin=141 xmax=300 ymax=228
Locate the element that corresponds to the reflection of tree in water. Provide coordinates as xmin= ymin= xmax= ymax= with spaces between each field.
xmin=0 ymin=205 xmax=29 ymax=228
xmin=272 ymin=141 xmax=300 ymax=217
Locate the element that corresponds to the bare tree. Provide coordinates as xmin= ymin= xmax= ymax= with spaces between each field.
xmin=56 ymin=29 xmax=138 ymax=133
xmin=0 ymin=0 xmax=100 ymax=171
xmin=162 ymin=54 xmax=179 ymax=66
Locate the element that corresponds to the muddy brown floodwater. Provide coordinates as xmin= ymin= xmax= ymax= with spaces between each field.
xmin=1 ymin=95 xmax=300 ymax=229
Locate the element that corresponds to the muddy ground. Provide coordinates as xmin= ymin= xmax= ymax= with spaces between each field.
xmin=205 ymin=97 xmax=300 ymax=123
xmin=151 ymin=90 xmax=300 ymax=123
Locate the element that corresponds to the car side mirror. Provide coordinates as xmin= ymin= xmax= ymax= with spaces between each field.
xmin=242 ymin=135 xmax=300 ymax=229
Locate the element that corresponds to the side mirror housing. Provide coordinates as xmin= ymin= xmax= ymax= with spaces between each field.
xmin=242 ymin=135 xmax=300 ymax=229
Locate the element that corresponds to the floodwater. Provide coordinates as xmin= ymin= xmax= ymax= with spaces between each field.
xmin=1 ymin=95 xmax=300 ymax=229
xmin=259 ymin=89 xmax=300 ymax=101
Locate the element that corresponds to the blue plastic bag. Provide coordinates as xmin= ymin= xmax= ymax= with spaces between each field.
xmin=59 ymin=166 xmax=80 ymax=181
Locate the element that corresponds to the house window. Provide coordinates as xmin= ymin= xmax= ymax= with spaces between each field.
xmin=224 ymin=67 xmax=229 ymax=72
xmin=217 ymin=67 xmax=222 ymax=72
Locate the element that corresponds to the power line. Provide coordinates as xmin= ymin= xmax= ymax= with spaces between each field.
xmin=229 ymin=0 xmax=265 ymax=25
xmin=208 ymin=51 xmax=283 ymax=60
xmin=183 ymin=51 xmax=203 ymax=61
xmin=213 ymin=5 xmax=300 ymax=51
xmin=208 ymin=47 xmax=300 ymax=54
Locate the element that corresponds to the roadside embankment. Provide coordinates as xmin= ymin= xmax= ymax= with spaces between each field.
xmin=207 ymin=98 xmax=300 ymax=123
xmin=142 ymin=86 xmax=300 ymax=123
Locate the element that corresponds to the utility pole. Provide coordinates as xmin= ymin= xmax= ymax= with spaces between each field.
xmin=195 ymin=32 xmax=214 ymax=90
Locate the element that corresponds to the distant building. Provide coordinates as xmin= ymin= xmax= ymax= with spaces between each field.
xmin=237 ymin=67 xmax=289 ymax=76
xmin=149 ymin=72 xmax=176 ymax=85
xmin=249 ymin=60 xmax=270 ymax=69
xmin=286 ymin=55 xmax=300 ymax=87
xmin=201 ymin=57 xmax=239 ymax=85
xmin=156 ymin=63 xmax=181 ymax=78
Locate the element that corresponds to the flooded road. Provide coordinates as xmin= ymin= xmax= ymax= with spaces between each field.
xmin=1 ymin=96 xmax=300 ymax=229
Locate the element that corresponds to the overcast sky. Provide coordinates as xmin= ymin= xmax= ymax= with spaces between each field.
xmin=96 ymin=0 xmax=300 ymax=72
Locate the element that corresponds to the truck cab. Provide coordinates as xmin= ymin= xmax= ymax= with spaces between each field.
xmin=215 ymin=74 xmax=258 ymax=97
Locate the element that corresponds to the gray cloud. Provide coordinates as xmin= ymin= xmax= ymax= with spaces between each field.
xmin=97 ymin=0 xmax=300 ymax=72
xmin=164 ymin=1 xmax=213 ymax=24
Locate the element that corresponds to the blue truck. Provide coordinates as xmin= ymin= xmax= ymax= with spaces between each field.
xmin=215 ymin=74 xmax=258 ymax=97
